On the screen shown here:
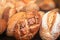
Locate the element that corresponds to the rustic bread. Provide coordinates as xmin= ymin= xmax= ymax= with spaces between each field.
xmin=39 ymin=9 xmax=60 ymax=40
xmin=7 ymin=12 xmax=41 ymax=40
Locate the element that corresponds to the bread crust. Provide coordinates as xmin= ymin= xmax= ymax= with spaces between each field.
xmin=39 ymin=9 xmax=60 ymax=40
xmin=7 ymin=12 xmax=41 ymax=40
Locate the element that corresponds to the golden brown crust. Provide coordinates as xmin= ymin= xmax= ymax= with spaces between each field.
xmin=7 ymin=12 xmax=26 ymax=36
xmin=0 ymin=0 xmax=17 ymax=35
xmin=25 ymin=2 xmax=39 ymax=12
xmin=22 ymin=0 xmax=31 ymax=4
xmin=15 ymin=1 xmax=25 ymax=12
xmin=22 ymin=0 xmax=36 ymax=4
xmin=7 ymin=12 xmax=41 ymax=40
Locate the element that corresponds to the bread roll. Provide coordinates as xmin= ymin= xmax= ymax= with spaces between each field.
xmin=38 ymin=0 xmax=55 ymax=10
xmin=7 ymin=12 xmax=41 ymax=40
xmin=0 ymin=0 xmax=16 ymax=35
xmin=39 ymin=9 xmax=60 ymax=40
xmin=25 ymin=0 xmax=39 ymax=12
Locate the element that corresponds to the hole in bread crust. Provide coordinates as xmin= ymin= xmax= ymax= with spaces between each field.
xmin=14 ymin=21 xmax=26 ymax=37
xmin=28 ymin=17 xmax=36 ymax=26
xmin=20 ymin=22 xmax=26 ymax=29
xmin=28 ymin=16 xmax=39 ymax=26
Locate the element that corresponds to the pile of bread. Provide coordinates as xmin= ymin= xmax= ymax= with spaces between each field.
xmin=0 ymin=0 xmax=60 ymax=40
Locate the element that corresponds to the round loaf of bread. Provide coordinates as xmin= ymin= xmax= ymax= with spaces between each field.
xmin=7 ymin=12 xmax=41 ymax=40
xmin=39 ymin=9 xmax=60 ymax=40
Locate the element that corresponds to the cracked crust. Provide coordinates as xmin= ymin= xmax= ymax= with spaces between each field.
xmin=7 ymin=12 xmax=41 ymax=40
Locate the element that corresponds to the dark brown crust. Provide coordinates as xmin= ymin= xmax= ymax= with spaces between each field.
xmin=0 ymin=19 xmax=7 ymax=34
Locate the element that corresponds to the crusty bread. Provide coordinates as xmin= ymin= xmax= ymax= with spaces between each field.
xmin=0 ymin=0 xmax=16 ymax=35
xmin=38 ymin=0 xmax=55 ymax=10
xmin=7 ymin=12 xmax=41 ymax=40
xmin=39 ymin=9 xmax=60 ymax=40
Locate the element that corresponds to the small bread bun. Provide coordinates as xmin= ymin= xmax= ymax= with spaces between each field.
xmin=7 ymin=12 xmax=41 ymax=40
xmin=39 ymin=9 xmax=60 ymax=40
xmin=38 ymin=0 xmax=55 ymax=11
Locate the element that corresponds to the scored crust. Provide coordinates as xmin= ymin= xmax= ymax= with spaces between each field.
xmin=40 ymin=9 xmax=60 ymax=40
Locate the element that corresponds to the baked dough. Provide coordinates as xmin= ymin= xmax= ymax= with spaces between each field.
xmin=38 ymin=0 xmax=55 ymax=10
xmin=39 ymin=9 xmax=60 ymax=40
xmin=7 ymin=12 xmax=41 ymax=40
